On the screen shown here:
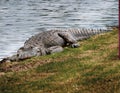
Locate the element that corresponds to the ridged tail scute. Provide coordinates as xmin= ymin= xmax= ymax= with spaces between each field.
xmin=68 ymin=28 xmax=112 ymax=41
xmin=86 ymin=28 xmax=112 ymax=37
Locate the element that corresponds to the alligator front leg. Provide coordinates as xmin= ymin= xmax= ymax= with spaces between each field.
xmin=46 ymin=46 xmax=63 ymax=54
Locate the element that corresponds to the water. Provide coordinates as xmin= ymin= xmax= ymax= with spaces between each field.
xmin=0 ymin=0 xmax=118 ymax=60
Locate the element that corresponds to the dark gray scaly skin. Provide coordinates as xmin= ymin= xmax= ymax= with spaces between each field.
xmin=0 ymin=28 xmax=110 ymax=63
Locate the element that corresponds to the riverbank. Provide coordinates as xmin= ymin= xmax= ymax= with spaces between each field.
xmin=0 ymin=0 xmax=118 ymax=59
xmin=0 ymin=28 xmax=120 ymax=93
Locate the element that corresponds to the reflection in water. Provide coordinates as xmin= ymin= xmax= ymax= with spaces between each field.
xmin=0 ymin=0 xmax=118 ymax=59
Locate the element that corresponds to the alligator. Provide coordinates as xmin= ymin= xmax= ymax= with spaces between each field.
xmin=0 ymin=28 xmax=111 ymax=63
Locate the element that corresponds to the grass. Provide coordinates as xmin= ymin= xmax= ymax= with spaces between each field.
xmin=0 ymin=28 xmax=120 ymax=93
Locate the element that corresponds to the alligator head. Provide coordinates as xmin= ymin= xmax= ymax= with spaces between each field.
xmin=0 ymin=46 xmax=46 ymax=63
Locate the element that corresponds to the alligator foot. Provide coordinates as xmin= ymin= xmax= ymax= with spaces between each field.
xmin=71 ymin=43 xmax=80 ymax=48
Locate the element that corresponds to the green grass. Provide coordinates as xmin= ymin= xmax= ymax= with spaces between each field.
xmin=0 ymin=28 xmax=120 ymax=93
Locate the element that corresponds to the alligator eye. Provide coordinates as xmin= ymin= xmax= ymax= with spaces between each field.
xmin=30 ymin=46 xmax=33 ymax=49
xmin=20 ymin=47 xmax=24 ymax=50
xmin=17 ymin=54 xmax=19 ymax=57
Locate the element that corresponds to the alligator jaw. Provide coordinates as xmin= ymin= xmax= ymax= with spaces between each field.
xmin=0 ymin=55 xmax=19 ymax=63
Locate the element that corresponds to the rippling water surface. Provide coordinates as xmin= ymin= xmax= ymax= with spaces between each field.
xmin=0 ymin=0 xmax=118 ymax=59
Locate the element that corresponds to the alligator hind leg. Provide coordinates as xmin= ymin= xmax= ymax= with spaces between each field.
xmin=58 ymin=32 xmax=80 ymax=48
xmin=46 ymin=46 xmax=64 ymax=54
